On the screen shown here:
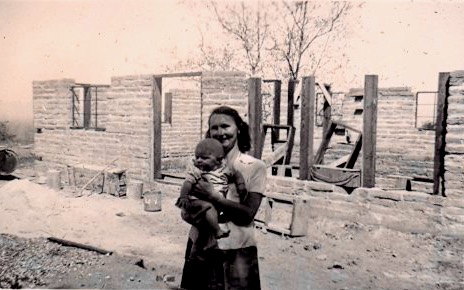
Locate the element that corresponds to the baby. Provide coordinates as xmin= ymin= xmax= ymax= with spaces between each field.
xmin=175 ymin=138 xmax=247 ymax=240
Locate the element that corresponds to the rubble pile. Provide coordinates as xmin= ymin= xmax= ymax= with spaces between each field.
xmin=0 ymin=234 xmax=104 ymax=289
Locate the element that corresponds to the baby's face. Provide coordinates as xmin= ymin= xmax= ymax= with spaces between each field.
xmin=193 ymin=152 xmax=221 ymax=172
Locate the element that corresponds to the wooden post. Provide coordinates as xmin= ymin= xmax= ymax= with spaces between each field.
xmin=152 ymin=77 xmax=162 ymax=180
xmin=95 ymin=87 xmax=99 ymax=128
xmin=83 ymin=86 xmax=91 ymax=129
xmin=322 ymin=85 xmax=332 ymax=136
xmin=362 ymin=75 xmax=378 ymax=188
xmin=288 ymin=79 xmax=296 ymax=127
xmin=433 ymin=72 xmax=450 ymax=196
xmin=71 ymin=88 xmax=76 ymax=126
xmin=273 ymin=80 xmax=282 ymax=142
xmin=248 ymin=77 xmax=263 ymax=159
xmin=164 ymin=92 xmax=172 ymax=124
xmin=273 ymin=80 xmax=282 ymax=126
xmin=299 ymin=76 xmax=316 ymax=180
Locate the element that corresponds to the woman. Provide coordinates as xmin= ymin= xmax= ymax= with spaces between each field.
xmin=180 ymin=106 xmax=267 ymax=290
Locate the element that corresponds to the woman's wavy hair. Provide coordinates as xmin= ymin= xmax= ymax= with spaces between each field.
xmin=205 ymin=106 xmax=251 ymax=153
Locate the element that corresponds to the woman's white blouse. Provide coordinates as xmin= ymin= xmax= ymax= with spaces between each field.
xmin=217 ymin=148 xmax=267 ymax=250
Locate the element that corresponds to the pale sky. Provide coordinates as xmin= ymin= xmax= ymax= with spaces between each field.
xmin=1 ymin=0 xmax=463 ymax=122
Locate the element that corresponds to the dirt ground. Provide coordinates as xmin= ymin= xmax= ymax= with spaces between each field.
xmin=1 ymin=144 xmax=463 ymax=290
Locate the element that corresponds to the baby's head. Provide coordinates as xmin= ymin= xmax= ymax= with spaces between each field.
xmin=194 ymin=138 xmax=225 ymax=172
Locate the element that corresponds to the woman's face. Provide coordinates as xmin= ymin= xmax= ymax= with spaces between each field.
xmin=209 ymin=113 xmax=238 ymax=154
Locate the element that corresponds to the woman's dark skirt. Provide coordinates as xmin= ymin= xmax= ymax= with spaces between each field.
xmin=180 ymin=238 xmax=261 ymax=290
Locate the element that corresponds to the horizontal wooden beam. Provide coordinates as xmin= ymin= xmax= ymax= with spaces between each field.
xmin=153 ymin=71 xmax=202 ymax=78
xmin=263 ymin=123 xmax=292 ymax=130
xmin=73 ymin=84 xmax=111 ymax=88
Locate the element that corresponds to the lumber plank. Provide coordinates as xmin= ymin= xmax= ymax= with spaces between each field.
xmin=47 ymin=237 xmax=113 ymax=255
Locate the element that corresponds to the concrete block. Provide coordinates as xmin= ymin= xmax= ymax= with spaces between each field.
xmin=441 ymin=222 xmax=464 ymax=237
xmin=402 ymin=191 xmax=430 ymax=202
xmin=442 ymin=206 xmax=464 ymax=220
xmin=351 ymin=187 xmax=385 ymax=200
xmin=370 ymin=189 xmax=404 ymax=201
xmin=443 ymin=198 xmax=464 ymax=209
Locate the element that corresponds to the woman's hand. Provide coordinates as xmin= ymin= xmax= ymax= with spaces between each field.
xmin=191 ymin=179 xmax=224 ymax=203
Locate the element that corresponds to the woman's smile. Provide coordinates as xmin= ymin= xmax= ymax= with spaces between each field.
xmin=209 ymin=114 xmax=238 ymax=154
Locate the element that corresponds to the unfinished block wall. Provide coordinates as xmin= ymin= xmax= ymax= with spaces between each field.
xmin=33 ymin=71 xmax=250 ymax=181
xmin=33 ymin=79 xmax=76 ymax=130
xmin=340 ymin=88 xmax=435 ymax=191
xmin=200 ymin=71 xmax=249 ymax=136
xmin=445 ymin=70 xmax=464 ymax=198
xmin=33 ymin=75 xmax=154 ymax=179
xmin=261 ymin=176 xmax=463 ymax=236
xmin=268 ymin=84 xmax=435 ymax=191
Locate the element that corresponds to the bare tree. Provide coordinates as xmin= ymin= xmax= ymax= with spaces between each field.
xmin=198 ymin=32 xmax=237 ymax=71
xmin=0 ymin=121 xmax=15 ymax=143
xmin=169 ymin=0 xmax=356 ymax=84
xmin=162 ymin=31 xmax=238 ymax=73
xmin=272 ymin=1 xmax=353 ymax=80
xmin=211 ymin=1 xmax=270 ymax=76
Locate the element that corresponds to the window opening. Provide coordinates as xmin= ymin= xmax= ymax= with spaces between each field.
xmin=415 ymin=91 xmax=437 ymax=130
xmin=70 ymin=83 xmax=109 ymax=130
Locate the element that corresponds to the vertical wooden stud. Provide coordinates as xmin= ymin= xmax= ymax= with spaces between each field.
xmin=153 ymin=77 xmax=162 ymax=180
xmin=288 ymin=79 xmax=296 ymax=127
xmin=248 ymin=77 xmax=263 ymax=159
xmin=299 ymin=76 xmax=316 ymax=180
xmin=362 ymin=75 xmax=378 ymax=188
xmin=273 ymin=80 xmax=282 ymax=142
xmin=433 ymin=72 xmax=450 ymax=196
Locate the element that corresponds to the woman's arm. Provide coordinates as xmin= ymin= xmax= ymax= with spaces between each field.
xmin=193 ymin=160 xmax=266 ymax=226
xmin=192 ymin=180 xmax=262 ymax=226
xmin=216 ymin=191 xmax=263 ymax=226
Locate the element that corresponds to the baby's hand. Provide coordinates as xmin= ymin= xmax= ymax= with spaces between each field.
xmin=192 ymin=179 xmax=223 ymax=202
xmin=175 ymin=197 xmax=188 ymax=209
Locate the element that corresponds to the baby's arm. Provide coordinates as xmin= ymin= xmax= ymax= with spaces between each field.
xmin=175 ymin=179 xmax=195 ymax=209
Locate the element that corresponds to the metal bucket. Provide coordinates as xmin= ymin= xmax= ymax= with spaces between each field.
xmin=0 ymin=149 xmax=18 ymax=175
xmin=46 ymin=169 xmax=62 ymax=190
xmin=127 ymin=180 xmax=143 ymax=199
xmin=143 ymin=191 xmax=162 ymax=212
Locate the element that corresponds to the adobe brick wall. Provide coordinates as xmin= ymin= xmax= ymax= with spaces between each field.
xmin=33 ymin=72 xmax=249 ymax=180
xmin=33 ymin=79 xmax=75 ymax=130
xmin=445 ymin=70 xmax=464 ymax=198
xmin=33 ymin=73 xmax=458 ymax=195
xmin=200 ymin=71 xmax=249 ymax=136
xmin=33 ymin=75 xmax=154 ymax=179
xmin=262 ymin=176 xmax=463 ymax=236
xmin=269 ymin=85 xmax=435 ymax=191
xmin=295 ymin=88 xmax=435 ymax=192
xmin=32 ymin=71 xmax=463 ymax=236
xmin=339 ymin=88 xmax=435 ymax=191
xmin=153 ymin=175 xmax=464 ymax=237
